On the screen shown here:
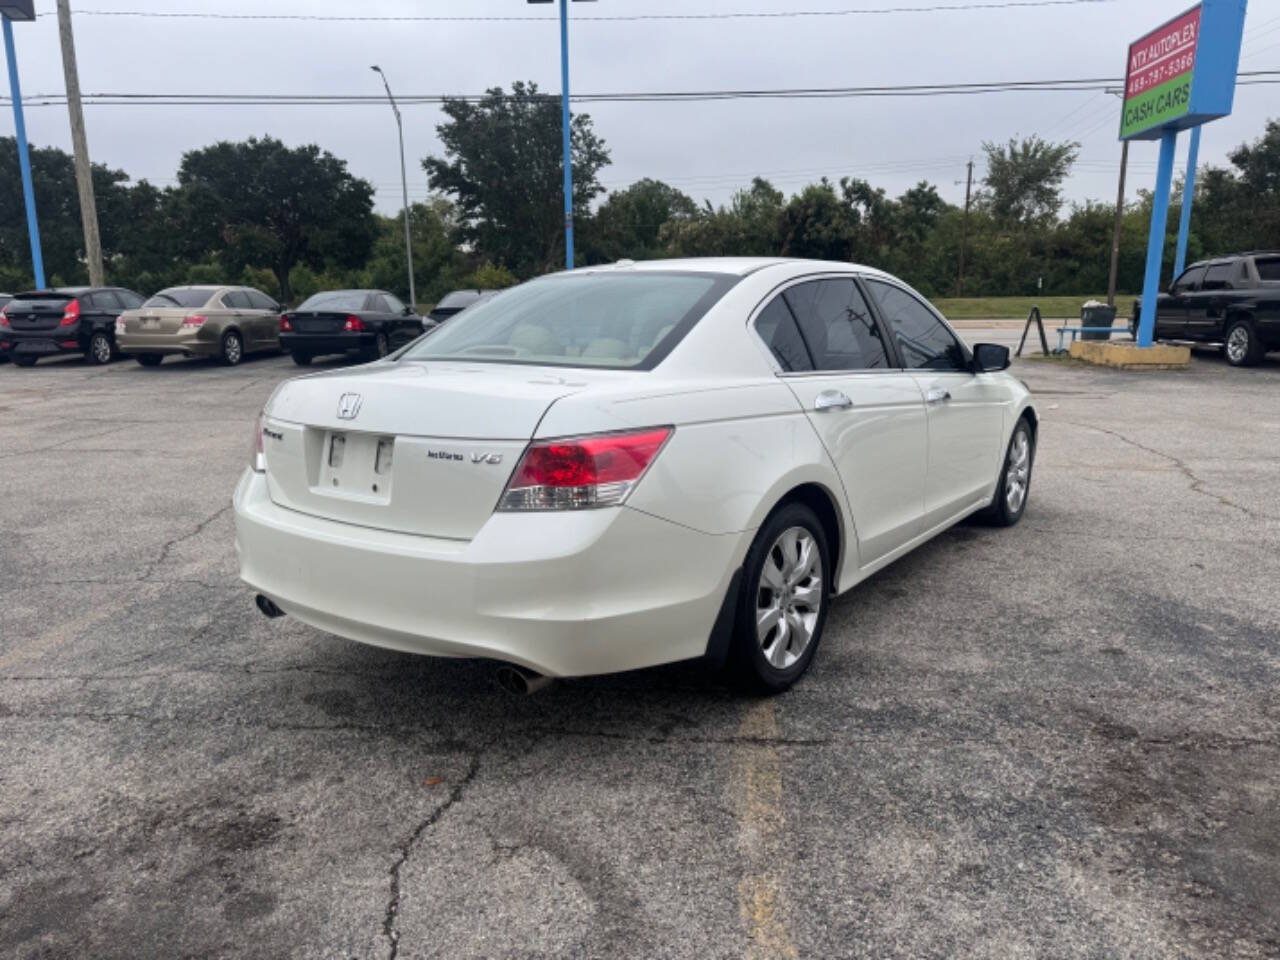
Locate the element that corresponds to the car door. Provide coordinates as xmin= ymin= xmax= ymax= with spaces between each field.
xmin=379 ymin=292 xmax=413 ymax=347
xmin=1163 ymin=265 xmax=1205 ymax=339
xmin=1253 ymin=255 xmax=1280 ymax=344
xmin=755 ymin=276 xmax=928 ymax=566
xmin=78 ymin=291 xmax=112 ymax=345
xmin=245 ymin=289 xmax=281 ymax=348
xmin=864 ymin=278 xmax=1006 ymax=530
xmin=1187 ymin=263 xmax=1232 ymax=341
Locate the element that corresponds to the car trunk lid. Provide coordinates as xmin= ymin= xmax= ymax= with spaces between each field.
xmin=5 ymin=293 xmax=73 ymax=331
xmin=262 ymin=362 xmax=608 ymax=539
xmin=288 ymin=311 xmax=353 ymax=335
xmin=119 ymin=307 xmax=202 ymax=335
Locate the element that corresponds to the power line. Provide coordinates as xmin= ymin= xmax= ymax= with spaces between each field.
xmin=7 ymin=71 xmax=1278 ymax=108
xmin=36 ymin=1 xmax=1116 ymax=23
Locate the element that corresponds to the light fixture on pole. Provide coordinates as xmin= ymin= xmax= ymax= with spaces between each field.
xmin=528 ymin=0 xmax=595 ymax=271
xmin=371 ymin=65 xmax=416 ymax=311
xmin=1 ymin=0 xmax=45 ymax=289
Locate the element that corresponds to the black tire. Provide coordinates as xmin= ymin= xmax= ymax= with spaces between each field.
xmin=87 ymin=332 xmax=113 ymax=365
xmin=1129 ymin=315 xmax=1140 ymax=340
xmin=135 ymin=353 xmax=163 ymax=367
xmin=291 ymin=350 xmax=313 ymax=366
xmin=219 ymin=330 xmax=243 ymax=366
xmin=726 ymin=502 xmax=831 ymax=694
xmin=1224 ymin=317 xmax=1264 ymax=367
xmin=977 ymin=418 xmax=1034 ymax=527
xmin=13 ymin=355 xmax=37 ymax=368
xmin=364 ymin=331 xmax=390 ymax=362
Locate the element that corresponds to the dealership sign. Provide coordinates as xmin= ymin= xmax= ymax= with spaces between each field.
xmin=1120 ymin=0 xmax=1247 ymax=140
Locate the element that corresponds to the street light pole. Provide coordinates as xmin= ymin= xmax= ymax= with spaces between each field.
xmin=371 ymin=65 xmax=415 ymax=311
xmin=558 ymin=0 xmax=574 ymax=269
xmin=530 ymin=0 xmax=593 ymax=270
xmin=2 ymin=8 xmax=45 ymax=289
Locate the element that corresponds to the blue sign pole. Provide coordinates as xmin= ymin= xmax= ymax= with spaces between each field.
xmin=1135 ymin=129 xmax=1179 ymax=348
xmin=559 ymin=0 xmax=574 ymax=270
xmin=1172 ymin=125 xmax=1201 ymax=278
xmin=2 ymin=14 xmax=44 ymax=289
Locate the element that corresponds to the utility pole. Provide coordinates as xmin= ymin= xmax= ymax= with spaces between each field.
xmin=957 ymin=157 xmax=973 ymax=296
xmin=1106 ymin=139 xmax=1129 ymax=308
xmin=55 ymin=0 xmax=103 ymax=286
xmin=371 ymin=65 xmax=415 ymax=311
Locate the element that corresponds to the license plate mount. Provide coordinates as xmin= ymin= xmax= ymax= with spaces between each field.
xmin=318 ymin=432 xmax=392 ymax=502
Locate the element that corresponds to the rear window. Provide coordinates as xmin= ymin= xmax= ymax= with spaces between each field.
xmin=298 ymin=291 xmax=370 ymax=312
xmin=145 ymin=288 xmax=215 ymax=309
xmin=1256 ymin=257 xmax=1280 ymax=282
xmin=401 ymin=271 xmax=737 ymax=369
xmin=436 ymin=290 xmax=482 ymax=310
xmin=6 ymin=294 xmax=72 ymax=312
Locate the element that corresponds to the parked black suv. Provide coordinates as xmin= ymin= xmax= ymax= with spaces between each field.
xmin=1132 ymin=251 xmax=1280 ymax=366
xmin=0 ymin=286 xmax=147 ymax=366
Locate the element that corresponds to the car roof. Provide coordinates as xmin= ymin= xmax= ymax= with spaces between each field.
xmin=570 ymin=256 xmax=895 ymax=279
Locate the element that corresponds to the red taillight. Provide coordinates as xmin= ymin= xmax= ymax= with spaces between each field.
xmin=343 ymin=315 xmax=365 ymax=332
xmin=499 ymin=427 xmax=673 ymax=511
xmin=280 ymin=314 xmax=293 ymax=332
xmin=181 ymin=314 xmax=207 ymax=328
xmin=60 ymin=299 xmax=80 ymax=326
xmin=0 ymin=305 xmax=10 ymax=329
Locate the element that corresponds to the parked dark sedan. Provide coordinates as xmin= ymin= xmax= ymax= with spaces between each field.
xmin=0 ymin=286 xmax=146 ymax=366
xmin=280 ymin=290 xmax=426 ymax=366
xmin=424 ymin=289 xmax=501 ymax=325
xmin=1132 ymin=251 xmax=1280 ymax=366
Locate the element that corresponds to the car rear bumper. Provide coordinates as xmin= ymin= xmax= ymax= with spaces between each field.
xmin=280 ymin=332 xmax=374 ymax=354
xmin=116 ymin=329 xmax=218 ymax=356
xmin=233 ymin=469 xmax=744 ymax=677
xmin=2 ymin=329 xmax=84 ymax=355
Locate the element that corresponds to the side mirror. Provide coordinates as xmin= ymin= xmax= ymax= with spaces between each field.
xmin=972 ymin=342 xmax=1010 ymax=373
xmin=402 ymin=305 xmax=414 ymax=316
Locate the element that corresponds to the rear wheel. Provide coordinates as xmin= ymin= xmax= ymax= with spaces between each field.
xmin=13 ymin=355 xmax=37 ymax=368
xmin=365 ymin=331 xmax=390 ymax=362
xmin=220 ymin=330 xmax=243 ymax=366
xmin=135 ymin=353 xmax=163 ymax=367
xmin=1224 ymin=317 xmax=1263 ymax=367
xmin=291 ymin=350 xmax=313 ymax=366
xmin=727 ymin=502 xmax=830 ymax=694
xmin=87 ymin=332 xmax=113 ymax=365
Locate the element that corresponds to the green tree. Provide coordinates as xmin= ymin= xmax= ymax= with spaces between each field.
xmin=779 ymin=180 xmax=854 ymax=261
xmin=660 ymin=178 xmax=785 ymax=257
xmin=423 ymin=82 xmax=611 ymax=277
xmin=584 ymin=178 xmax=696 ymax=263
xmin=367 ymin=198 xmax=466 ymax=306
xmin=980 ymin=136 xmax=1080 ymax=227
xmin=1197 ymin=118 xmax=1280 ymax=254
xmin=172 ymin=135 xmax=377 ymax=301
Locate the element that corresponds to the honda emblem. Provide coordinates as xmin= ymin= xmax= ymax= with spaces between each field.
xmin=336 ymin=393 xmax=363 ymax=420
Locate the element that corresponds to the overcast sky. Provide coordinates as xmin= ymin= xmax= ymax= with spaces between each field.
xmin=5 ymin=0 xmax=1280 ymax=216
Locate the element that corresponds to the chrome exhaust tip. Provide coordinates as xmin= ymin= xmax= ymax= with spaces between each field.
xmin=254 ymin=594 xmax=285 ymax=619
xmin=495 ymin=664 xmax=554 ymax=696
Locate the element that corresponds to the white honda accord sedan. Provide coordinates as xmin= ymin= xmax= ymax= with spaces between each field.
xmin=234 ymin=258 xmax=1036 ymax=692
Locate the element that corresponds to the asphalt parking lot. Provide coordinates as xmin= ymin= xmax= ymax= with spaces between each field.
xmin=2 ymin=347 xmax=1278 ymax=959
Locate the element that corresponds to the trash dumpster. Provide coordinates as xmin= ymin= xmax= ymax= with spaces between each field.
xmin=1080 ymin=302 xmax=1117 ymax=341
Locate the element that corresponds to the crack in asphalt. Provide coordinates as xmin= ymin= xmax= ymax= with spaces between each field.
xmin=382 ymin=750 xmax=485 ymax=960
xmin=135 ymin=504 xmax=233 ymax=582
xmin=0 ymin=424 xmax=137 ymax=461
xmin=1061 ymin=420 xmax=1279 ymax=521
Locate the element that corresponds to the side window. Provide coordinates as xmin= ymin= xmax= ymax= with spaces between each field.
xmin=222 ymin=290 xmax=250 ymax=309
xmin=865 ymin=280 xmax=968 ymax=372
xmin=1201 ymin=263 xmax=1231 ymax=291
xmin=246 ymin=289 xmax=277 ymax=310
xmin=382 ymin=293 xmax=407 ymax=314
xmin=1173 ymin=265 xmax=1206 ymax=294
xmin=95 ymin=290 xmax=123 ymax=309
xmin=782 ymin=279 xmax=890 ymax=371
xmin=117 ymin=290 xmax=145 ymax=309
xmin=1255 ymin=257 xmax=1280 ymax=282
xmin=753 ymin=295 xmax=813 ymax=372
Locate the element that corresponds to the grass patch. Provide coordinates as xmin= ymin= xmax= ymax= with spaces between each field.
xmin=931 ymin=295 xmax=1130 ymax=319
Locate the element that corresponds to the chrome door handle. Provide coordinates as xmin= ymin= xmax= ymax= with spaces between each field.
xmin=926 ymin=388 xmax=951 ymax=404
xmin=814 ymin=390 xmax=854 ymax=412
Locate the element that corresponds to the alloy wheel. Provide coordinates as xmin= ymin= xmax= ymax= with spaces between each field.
xmin=224 ymin=334 xmax=242 ymax=365
xmin=1226 ymin=326 xmax=1249 ymax=364
xmin=1005 ymin=429 xmax=1031 ymax=513
xmin=90 ymin=334 xmax=112 ymax=364
xmin=756 ymin=526 xmax=823 ymax=669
